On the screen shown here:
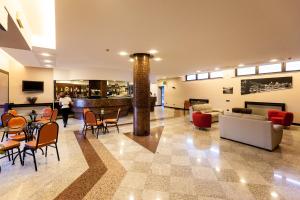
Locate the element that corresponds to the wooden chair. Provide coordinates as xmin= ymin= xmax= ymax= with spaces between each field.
xmin=36 ymin=107 xmax=52 ymax=122
xmin=6 ymin=116 xmax=28 ymax=142
xmin=23 ymin=122 xmax=60 ymax=171
xmin=0 ymin=140 xmax=23 ymax=172
xmin=8 ymin=109 xmax=17 ymax=116
xmin=83 ymin=111 xmax=104 ymax=138
xmin=104 ymin=108 xmax=121 ymax=133
xmin=82 ymin=108 xmax=90 ymax=134
xmin=1 ymin=113 xmax=14 ymax=142
xmin=36 ymin=109 xmax=58 ymax=124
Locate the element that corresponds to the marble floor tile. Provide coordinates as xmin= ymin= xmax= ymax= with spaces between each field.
xmin=119 ymin=172 xmax=148 ymax=190
xmin=170 ymin=177 xmax=195 ymax=195
xmin=144 ymin=174 xmax=171 ymax=192
xmin=150 ymin=163 xmax=171 ymax=176
xmin=142 ymin=190 xmax=170 ymax=200
xmin=193 ymin=179 xmax=226 ymax=199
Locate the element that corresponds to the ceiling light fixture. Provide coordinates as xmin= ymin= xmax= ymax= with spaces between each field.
xmin=270 ymin=59 xmax=278 ymax=63
xmin=44 ymin=64 xmax=53 ymax=68
xmin=43 ymin=59 xmax=52 ymax=63
xmin=41 ymin=53 xmax=51 ymax=57
xmin=45 ymin=65 xmax=53 ymax=68
xmin=129 ymin=58 xmax=134 ymax=62
xmin=119 ymin=51 xmax=128 ymax=56
xmin=214 ymin=67 xmax=220 ymax=71
xmin=270 ymin=191 xmax=279 ymax=198
xmin=196 ymin=70 xmax=201 ymax=73
xmin=238 ymin=64 xmax=245 ymax=67
xmin=148 ymin=49 xmax=158 ymax=54
xmin=154 ymin=57 xmax=162 ymax=61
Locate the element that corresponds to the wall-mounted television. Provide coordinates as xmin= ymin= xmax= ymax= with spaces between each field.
xmin=22 ymin=81 xmax=44 ymax=92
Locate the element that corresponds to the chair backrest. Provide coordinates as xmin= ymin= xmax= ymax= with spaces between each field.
xmin=8 ymin=109 xmax=17 ymax=116
xmin=83 ymin=108 xmax=90 ymax=115
xmin=7 ymin=116 xmax=27 ymax=129
xmin=37 ymin=122 xmax=59 ymax=146
xmin=116 ymin=108 xmax=121 ymax=121
xmin=84 ymin=111 xmax=97 ymax=125
xmin=1 ymin=113 xmax=14 ymax=127
xmin=42 ymin=107 xmax=53 ymax=118
xmin=50 ymin=109 xmax=58 ymax=122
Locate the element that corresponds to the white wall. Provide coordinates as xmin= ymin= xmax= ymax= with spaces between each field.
xmin=0 ymin=48 xmax=54 ymax=104
xmin=160 ymin=69 xmax=300 ymax=123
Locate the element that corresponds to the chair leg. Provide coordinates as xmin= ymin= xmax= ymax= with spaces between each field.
xmin=23 ymin=148 xmax=27 ymax=163
xmin=13 ymin=147 xmax=23 ymax=165
xmin=1 ymin=132 xmax=5 ymax=142
xmin=116 ymin=124 xmax=119 ymax=133
xmin=96 ymin=127 xmax=100 ymax=138
xmin=84 ymin=126 xmax=88 ymax=138
xmin=82 ymin=124 xmax=86 ymax=135
xmin=31 ymin=149 xmax=37 ymax=171
xmin=55 ymin=143 xmax=60 ymax=161
xmin=45 ymin=146 xmax=48 ymax=157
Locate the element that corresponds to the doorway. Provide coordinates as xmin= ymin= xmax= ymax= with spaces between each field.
xmin=158 ymin=86 xmax=165 ymax=106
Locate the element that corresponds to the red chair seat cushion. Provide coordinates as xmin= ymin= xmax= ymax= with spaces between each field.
xmin=192 ymin=112 xmax=212 ymax=128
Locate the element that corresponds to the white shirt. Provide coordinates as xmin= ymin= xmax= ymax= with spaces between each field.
xmin=59 ymin=97 xmax=72 ymax=109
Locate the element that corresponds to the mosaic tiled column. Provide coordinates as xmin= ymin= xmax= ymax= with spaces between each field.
xmin=131 ymin=53 xmax=152 ymax=136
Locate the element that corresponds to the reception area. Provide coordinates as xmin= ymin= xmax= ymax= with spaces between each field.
xmin=1 ymin=1 xmax=300 ymax=200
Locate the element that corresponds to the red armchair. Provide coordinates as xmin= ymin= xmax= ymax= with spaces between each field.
xmin=192 ymin=112 xmax=212 ymax=129
xmin=268 ymin=110 xmax=294 ymax=126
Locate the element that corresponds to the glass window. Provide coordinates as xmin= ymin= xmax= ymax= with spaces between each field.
xmin=236 ymin=67 xmax=256 ymax=76
xmin=210 ymin=71 xmax=223 ymax=78
xmin=286 ymin=61 xmax=300 ymax=71
xmin=197 ymin=73 xmax=209 ymax=80
xmin=186 ymin=74 xmax=196 ymax=81
xmin=258 ymin=63 xmax=282 ymax=74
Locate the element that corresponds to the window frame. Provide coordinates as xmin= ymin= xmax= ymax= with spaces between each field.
xmin=209 ymin=71 xmax=224 ymax=79
xmin=285 ymin=61 xmax=300 ymax=72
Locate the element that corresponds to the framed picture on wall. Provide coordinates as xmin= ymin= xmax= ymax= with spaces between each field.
xmin=223 ymin=87 xmax=233 ymax=94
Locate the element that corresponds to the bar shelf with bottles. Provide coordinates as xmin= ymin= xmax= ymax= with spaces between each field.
xmin=54 ymin=80 xmax=156 ymax=119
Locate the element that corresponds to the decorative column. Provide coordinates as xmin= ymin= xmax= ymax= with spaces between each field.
xmin=131 ymin=53 xmax=152 ymax=136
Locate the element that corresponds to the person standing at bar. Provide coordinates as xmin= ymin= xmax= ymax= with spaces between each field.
xmin=59 ymin=92 xmax=73 ymax=127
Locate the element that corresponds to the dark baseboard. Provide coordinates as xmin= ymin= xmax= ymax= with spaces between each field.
xmin=8 ymin=103 xmax=53 ymax=109
xmin=220 ymin=137 xmax=276 ymax=152
xmin=164 ymin=106 xmax=185 ymax=110
xmin=292 ymin=123 xmax=300 ymax=126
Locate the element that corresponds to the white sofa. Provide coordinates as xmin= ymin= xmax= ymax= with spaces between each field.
xmin=219 ymin=112 xmax=283 ymax=151
xmin=189 ymin=104 xmax=223 ymax=122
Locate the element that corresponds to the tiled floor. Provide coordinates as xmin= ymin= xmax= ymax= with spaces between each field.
xmin=1 ymin=107 xmax=300 ymax=200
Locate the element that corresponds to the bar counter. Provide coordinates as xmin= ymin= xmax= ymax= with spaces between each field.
xmin=72 ymin=97 xmax=157 ymax=119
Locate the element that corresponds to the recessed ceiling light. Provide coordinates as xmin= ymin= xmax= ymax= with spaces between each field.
xmin=40 ymin=53 xmax=51 ymax=57
xmin=119 ymin=51 xmax=128 ymax=56
xmin=270 ymin=59 xmax=278 ymax=63
xmin=154 ymin=57 xmax=162 ymax=61
xmin=129 ymin=58 xmax=134 ymax=62
xmin=214 ymin=67 xmax=220 ymax=71
xmin=238 ymin=64 xmax=245 ymax=67
xmin=148 ymin=49 xmax=158 ymax=54
xmin=196 ymin=70 xmax=201 ymax=73
xmin=44 ymin=64 xmax=53 ymax=68
xmin=43 ymin=59 xmax=52 ymax=63
xmin=270 ymin=191 xmax=278 ymax=198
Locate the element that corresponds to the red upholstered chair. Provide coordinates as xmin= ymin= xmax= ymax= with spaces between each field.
xmin=192 ymin=112 xmax=212 ymax=129
xmin=268 ymin=110 xmax=294 ymax=127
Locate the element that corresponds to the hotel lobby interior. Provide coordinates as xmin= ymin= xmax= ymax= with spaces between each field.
xmin=1 ymin=1 xmax=300 ymax=200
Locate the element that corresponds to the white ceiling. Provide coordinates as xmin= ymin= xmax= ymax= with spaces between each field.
xmin=5 ymin=0 xmax=300 ymax=78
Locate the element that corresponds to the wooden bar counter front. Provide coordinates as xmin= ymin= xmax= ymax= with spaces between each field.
xmin=72 ymin=97 xmax=156 ymax=119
